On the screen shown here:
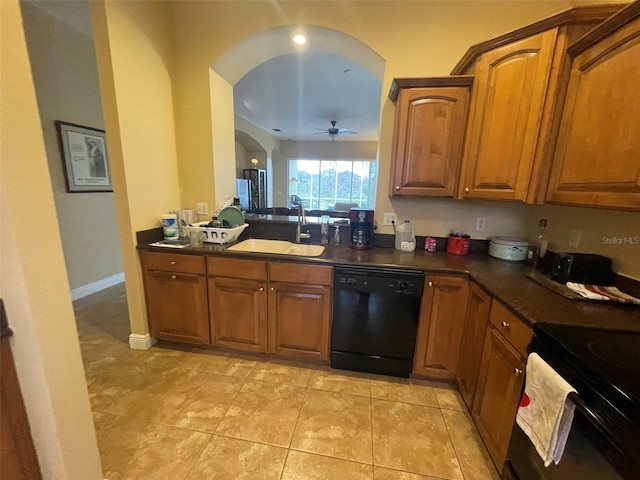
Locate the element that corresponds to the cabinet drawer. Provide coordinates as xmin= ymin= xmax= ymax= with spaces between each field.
xmin=269 ymin=262 xmax=333 ymax=286
xmin=207 ymin=257 xmax=267 ymax=281
xmin=488 ymin=301 xmax=532 ymax=358
xmin=141 ymin=251 xmax=205 ymax=274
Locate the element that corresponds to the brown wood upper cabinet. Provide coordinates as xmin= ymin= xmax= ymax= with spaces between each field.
xmin=413 ymin=275 xmax=469 ymax=380
xmin=389 ymin=77 xmax=473 ymax=197
xmin=140 ymin=251 xmax=210 ymax=345
xmin=452 ymin=4 xmax=624 ymax=203
xmin=546 ymin=2 xmax=640 ymax=211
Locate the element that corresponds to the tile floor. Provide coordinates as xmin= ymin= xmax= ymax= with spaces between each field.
xmin=75 ymin=283 xmax=498 ymax=480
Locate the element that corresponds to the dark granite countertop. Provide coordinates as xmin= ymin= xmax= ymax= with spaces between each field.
xmin=138 ymin=241 xmax=640 ymax=333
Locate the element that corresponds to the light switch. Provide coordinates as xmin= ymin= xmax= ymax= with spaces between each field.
xmin=196 ymin=203 xmax=209 ymax=215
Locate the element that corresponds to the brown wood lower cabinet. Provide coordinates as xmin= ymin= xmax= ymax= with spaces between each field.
xmin=209 ymin=276 xmax=268 ymax=353
xmin=455 ymin=281 xmax=492 ymax=409
xmin=206 ymin=257 xmax=332 ymax=360
xmin=413 ymin=275 xmax=469 ymax=379
xmin=472 ymin=301 xmax=531 ymax=470
xmin=268 ymin=282 xmax=331 ymax=361
xmin=140 ymin=251 xmax=210 ymax=345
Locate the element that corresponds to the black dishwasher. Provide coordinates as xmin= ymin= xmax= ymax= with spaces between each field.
xmin=331 ymin=265 xmax=425 ymax=378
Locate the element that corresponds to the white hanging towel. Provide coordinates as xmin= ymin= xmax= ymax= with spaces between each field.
xmin=516 ymin=352 xmax=577 ymax=467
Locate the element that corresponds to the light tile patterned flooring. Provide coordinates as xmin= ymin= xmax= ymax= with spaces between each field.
xmin=76 ymin=283 xmax=498 ymax=480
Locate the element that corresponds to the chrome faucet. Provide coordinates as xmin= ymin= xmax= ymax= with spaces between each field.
xmin=296 ymin=204 xmax=311 ymax=243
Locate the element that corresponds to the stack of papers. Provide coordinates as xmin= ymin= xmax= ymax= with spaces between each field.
xmin=150 ymin=240 xmax=190 ymax=249
xmin=566 ymin=283 xmax=640 ymax=305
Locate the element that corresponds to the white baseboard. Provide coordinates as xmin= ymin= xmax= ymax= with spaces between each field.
xmin=129 ymin=333 xmax=156 ymax=350
xmin=71 ymin=272 xmax=125 ymax=301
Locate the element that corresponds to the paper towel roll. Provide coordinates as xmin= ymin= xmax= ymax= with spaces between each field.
xmin=162 ymin=214 xmax=179 ymax=239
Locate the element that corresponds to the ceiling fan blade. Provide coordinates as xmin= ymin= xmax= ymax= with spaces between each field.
xmin=339 ymin=129 xmax=358 ymax=134
xmin=313 ymin=128 xmax=329 ymax=131
xmin=311 ymin=132 xmax=328 ymax=135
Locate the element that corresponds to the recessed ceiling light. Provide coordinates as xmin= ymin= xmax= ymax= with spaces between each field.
xmin=292 ymin=33 xmax=306 ymax=46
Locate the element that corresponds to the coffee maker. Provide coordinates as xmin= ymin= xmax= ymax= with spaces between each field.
xmin=349 ymin=208 xmax=374 ymax=250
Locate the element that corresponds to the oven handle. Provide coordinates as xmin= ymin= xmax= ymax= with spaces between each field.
xmin=567 ymin=392 xmax=607 ymax=431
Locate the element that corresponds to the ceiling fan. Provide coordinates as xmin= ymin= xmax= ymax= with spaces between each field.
xmin=312 ymin=120 xmax=358 ymax=141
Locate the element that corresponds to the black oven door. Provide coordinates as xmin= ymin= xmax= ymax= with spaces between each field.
xmin=502 ymin=394 xmax=631 ymax=480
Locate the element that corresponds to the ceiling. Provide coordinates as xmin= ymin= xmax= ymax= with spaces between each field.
xmin=233 ymin=52 xmax=382 ymax=142
xmin=26 ymin=1 xmax=383 ymax=144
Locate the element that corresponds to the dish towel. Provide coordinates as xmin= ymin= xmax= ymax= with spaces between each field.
xmin=566 ymin=282 xmax=640 ymax=305
xmin=516 ymin=352 xmax=577 ymax=467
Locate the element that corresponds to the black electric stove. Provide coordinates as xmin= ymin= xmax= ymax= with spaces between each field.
xmin=504 ymin=323 xmax=640 ymax=480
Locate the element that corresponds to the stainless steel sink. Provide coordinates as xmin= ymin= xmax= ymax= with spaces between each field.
xmin=226 ymin=239 xmax=325 ymax=257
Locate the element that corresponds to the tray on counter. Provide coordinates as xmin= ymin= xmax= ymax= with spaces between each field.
xmin=526 ymin=271 xmax=596 ymax=301
xmin=526 ymin=271 xmax=640 ymax=305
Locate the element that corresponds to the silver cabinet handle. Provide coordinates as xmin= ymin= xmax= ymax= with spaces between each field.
xmin=502 ymin=321 xmax=510 ymax=328
xmin=270 ymin=287 xmax=275 ymax=292
xmin=514 ymin=368 xmax=523 ymax=376
xmin=395 ymin=186 xmax=400 ymax=190
xmin=170 ymin=261 xmax=176 ymax=265
xmin=259 ymin=287 xmax=264 ymax=291
xmin=464 ymin=187 xmax=470 ymax=193
xmin=171 ymin=275 xmax=176 ymax=280
xmin=428 ymin=281 xmax=433 ymax=287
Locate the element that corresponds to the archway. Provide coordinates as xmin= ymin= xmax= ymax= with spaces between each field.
xmin=208 ymin=25 xmax=385 ymax=207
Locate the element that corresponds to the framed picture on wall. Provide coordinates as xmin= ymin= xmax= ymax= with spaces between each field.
xmin=55 ymin=121 xmax=112 ymax=192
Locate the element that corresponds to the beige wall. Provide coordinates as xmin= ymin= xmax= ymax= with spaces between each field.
xmin=525 ymin=205 xmax=640 ymax=279
xmin=169 ymin=0 xmax=572 ymax=230
xmin=1 ymin=0 xmax=103 ymax=477
xmin=173 ymin=1 xmax=568 ymax=235
xmin=21 ymin=1 xmax=123 ymax=291
xmin=235 ymin=140 xmax=248 ymax=178
xmin=91 ymin=0 xmax=181 ymax=336
xmin=94 ymin=0 xmax=639 ymax=337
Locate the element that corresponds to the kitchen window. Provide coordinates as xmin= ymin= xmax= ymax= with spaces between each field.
xmin=288 ymin=159 xmax=377 ymax=210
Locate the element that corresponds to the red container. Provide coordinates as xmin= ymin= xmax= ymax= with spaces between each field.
xmin=447 ymin=235 xmax=470 ymax=255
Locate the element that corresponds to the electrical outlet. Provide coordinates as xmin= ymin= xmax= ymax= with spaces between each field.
xmin=383 ymin=213 xmax=397 ymax=226
xmin=196 ymin=203 xmax=209 ymax=215
xmin=569 ymin=229 xmax=582 ymax=248
xmin=476 ymin=217 xmax=486 ymax=231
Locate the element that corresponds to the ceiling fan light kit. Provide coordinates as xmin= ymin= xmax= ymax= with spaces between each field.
xmin=313 ymin=120 xmax=358 ymax=141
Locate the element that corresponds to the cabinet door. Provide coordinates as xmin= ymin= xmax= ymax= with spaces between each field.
xmin=144 ymin=270 xmax=210 ymax=345
xmin=392 ymin=86 xmax=471 ymax=197
xmin=455 ymin=282 xmax=492 ymax=409
xmin=268 ymin=282 xmax=331 ymax=361
xmin=460 ymin=30 xmax=557 ymax=201
xmin=472 ymin=326 xmax=526 ymax=470
xmin=546 ymin=14 xmax=640 ymax=210
xmin=413 ymin=275 xmax=469 ymax=379
xmin=208 ymin=276 xmax=268 ymax=353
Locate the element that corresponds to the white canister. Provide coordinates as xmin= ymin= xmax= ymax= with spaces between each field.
xmin=488 ymin=237 xmax=529 ymax=261
xmin=162 ymin=214 xmax=179 ymax=240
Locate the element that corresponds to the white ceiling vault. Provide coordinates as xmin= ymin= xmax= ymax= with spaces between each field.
xmin=233 ymin=52 xmax=383 ymax=142
xmin=215 ymin=25 xmax=385 ymax=143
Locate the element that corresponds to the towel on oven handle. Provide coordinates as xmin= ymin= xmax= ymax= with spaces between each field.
xmin=516 ymin=352 xmax=577 ymax=467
